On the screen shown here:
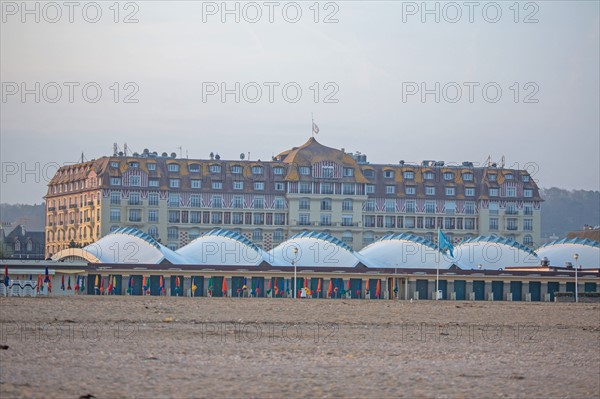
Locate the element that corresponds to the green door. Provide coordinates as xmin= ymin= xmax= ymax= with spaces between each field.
xmin=310 ymin=278 xmax=321 ymax=298
xmin=232 ymin=276 xmax=245 ymax=297
xmin=416 ymin=280 xmax=428 ymax=300
xmin=584 ymin=282 xmax=597 ymax=293
xmin=251 ymin=277 xmax=264 ymax=297
xmin=529 ymin=281 xmax=541 ymax=301
xmin=208 ymin=276 xmax=224 ymax=297
xmin=510 ymin=281 xmax=523 ymax=301
xmin=170 ymin=275 xmax=184 ymax=296
xmin=191 ymin=276 xmax=204 ymax=297
xmin=491 ymin=281 xmax=503 ymax=301
xmin=454 ymin=280 xmax=466 ymax=300
xmin=436 ymin=280 xmax=447 ymax=300
xmin=566 ymin=282 xmax=575 ymax=295
xmin=349 ymin=279 xmax=362 ymax=299
xmin=473 ymin=280 xmax=485 ymax=300
xmin=547 ymin=282 xmax=559 ymax=301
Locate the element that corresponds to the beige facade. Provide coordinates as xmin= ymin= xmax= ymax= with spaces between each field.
xmin=44 ymin=138 xmax=542 ymax=257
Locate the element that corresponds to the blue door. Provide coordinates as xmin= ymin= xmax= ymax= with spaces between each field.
xmin=310 ymin=278 xmax=321 ymax=298
xmin=491 ymin=281 xmax=503 ymax=301
xmin=547 ymin=282 xmax=559 ymax=301
xmin=332 ymin=278 xmax=344 ymax=299
xmin=270 ymin=277 xmax=285 ymax=298
xmin=191 ymin=276 xmax=204 ymax=297
xmin=584 ymin=282 xmax=597 ymax=293
xmin=510 ymin=281 xmax=523 ymax=301
xmin=529 ymin=281 xmax=541 ymax=301
xmin=473 ymin=280 xmax=485 ymax=300
xmin=231 ymin=276 xmax=245 ymax=297
xmin=436 ymin=280 xmax=447 ymax=300
xmin=566 ymin=282 xmax=575 ymax=295
xmin=209 ymin=276 xmax=224 ymax=297
xmin=416 ymin=280 xmax=428 ymax=300
xmin=368 ymin=279 xmax=380 ymax=299
xmin=170 ymin=275 xmax=184 ymax=296
xmin=149 ymin=275 xmax=162 ymax=296
xmin=454 ymin=280 xmax=466 ymax=300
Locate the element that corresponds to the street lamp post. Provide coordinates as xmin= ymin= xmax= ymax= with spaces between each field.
xmin=574 ymin=253 xmax=579 ymax=303
xmin=293 ymin=246 xmax=298 ymax=299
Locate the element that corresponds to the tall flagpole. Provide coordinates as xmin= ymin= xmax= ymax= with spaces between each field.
xmin=436 ymin=229 xmax=440 ymax=300
xmin=311 ymin=113 xmax=314 ymax=138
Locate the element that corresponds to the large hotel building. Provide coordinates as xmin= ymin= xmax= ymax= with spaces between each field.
xmin=44 ymin=138 xmax=542 ymax=257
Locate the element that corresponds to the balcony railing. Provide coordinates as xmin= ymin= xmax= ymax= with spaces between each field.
xmin=505 ymin=210 xmax=519 ymax=215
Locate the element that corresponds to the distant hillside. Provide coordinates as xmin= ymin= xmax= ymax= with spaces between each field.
xmin=0 ymin=187 xmax=599 ymax=240
xmin=540 ymin=188 xmax=600 ymax=240
xmin=0 ymin=203 xmax=46 ymax=231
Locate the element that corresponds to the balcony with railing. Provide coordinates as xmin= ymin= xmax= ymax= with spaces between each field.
xmin=505 ymin=209 xmax=519 ymax=215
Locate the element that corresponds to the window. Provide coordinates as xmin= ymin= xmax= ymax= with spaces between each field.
xmin=505 ymin=173 xmax=514 ymax=180
xmin=233 ymin=181 xmax=244 ymax=190
xmin=465 ymin=187 xmax=475 ymax=197
xmin=254 ymin=197 xmax=264 ymax=209
xmin=233 ymin=196 xmax=244 ymax=209
xmin=253 ymin=213 xmax=264 ymax=225
xmin=274 ymin=197 xmax=285 ymax=209
xmin=190 ymin=211 xmax=201 ymax=223
xmin=321 ymin=198 xmax=332 ymax=211
xmin=322 ymin=166 xmax=334 ymax=178
xmin=464 ymin=218 xmax=475 ymax=230
xmin=129 ymin=176 xmax=140 ymax=187
xmin=426 ymin=186 xmax=435 ymax=196
xmin=522 ymin=175 xmax=530 ymax=182
xmin=252 ymin=229 xmax=263 ymax=241
xmin=445 ymin=187 xmax=455 ymax=196
xmin=404 ymin=186 xmax=415 ymax=195
xmin=299 ymin=166 xmax=311 ymax=176
xmin=366 ymin=184 xmax=375 ymax=194
xmin=167 ymin=227 xmax=178 ymax=240
xmin=299 ymin=214 xmax=310 ymax=226
xmin=506 ymin=218 xmax=518 ymax=230
xmin=299 ymin=198 xmax=310 ymax=210
xmin=489 ymin=218 xmax=498 ymax=230
xmin=489 ymin=188 xmax=499 ymax=197
xmin=385 ymin=199 xmax=396 ymax=212
xmin=320 ymin=183 xmax=333 ymax=194
xmin=424 ymin=171 xmax=435 ymax=180
xmin=148 ymin=210 xmax=159 ymax=222
xmin=425 ymin=201 xmax=435 ymax=213
xmin=299 ymin=182 xmax=311 ymax=194
xmin=273 ymin=167 xmax=284 ymax=175
xmin=489 ymin=202 xmax=499 ymax=215
xmin=168 ymin=211 xmax=180 ymax=223
xmin=274 ymin=214 xmax=285 ymax=225
xmin=167 ymin=164 xmax=179 ymax=172
xmin=342 ymin=214 xmax=353 ymax=226
xmin=342 ymin=199 xmax=353 ymax=211
xmin=169 ymin=193 xmax=180 ymax=207
xmin=506 ymin=187 xmax=516 ymax=197
xmin=191 ymin=180 xmax=201 ymax=189
xmin=212 ymin=212 xmax=222 ymax=224
xmin=110 ymin=161 xmax=119 ymax=168
xmin=386 ymin=185 xmax=396 ymax=194
xmin=149 ymin=179 xmax=159 ymax=187
xmin=524 ymin=219 xmax=533 ymax=231
xmin=320 ymin=214 xmax=332 ymax=226
xmin=462 ymin=173 xmax=473 ymax=181
xmin=274 ymin=229 xmax=284 ymax=241
xmin=464 ymin=201 xmax=475 ymax=214
xmin=384 ymin=170 xmax=394 ymax=178
xmin=443 ymin=172 xmax=454 ymax=180
xmin=343 ymin=167 xmax=354 ymax=177
xmin=149 ymin=193 xmax=159 ymax=206
xmin=523 ymin=234 xmax=533 ymax=246
xmin=275 ymin=182 xmax=285 ymax=191
xmin=254 ymin=182 xmax=265 ymax=191
xmin=524 ymin=189 xmax=533 ymax=198
xmin=445 ymin=201 xmax=456 ymax=214
xmin=364 ymin=216 xmax=376 ymax=227
xmin=231 ymin=165 xmax=242 ymax=174
xmin=252 ymin=166 xmax=263 ymax=175
xmin=212 ymin=195 xmax=222 ymax=208
xmin=405 ymin=216 xmax=415 ymax=228
xmin=110 ymin=209 xmax=121 ymax=222
xmin=148 ymin=226 xmax=158 ymax=238
xmin=363 ymin=169 xmax=375 ymax=178
xmin=524 ymin=205 xmax=533 ymax=216
xmin=147 ymin=163 xmax=156 ymax=171
xmin=212 ymin=181 xmax=222 ymax=190
xmin=403 ymin=171 xmax=414 ymax=179
xmin=110 ymin=177 xmax=121 ymax=186
xmin=128 ymin=209 xmax=141 ymax=222
xmin=169 ymin=179 xmax=180 ymax=188
xmin=129 ymin=162 xmax=139 ymax=168
xmin=488 ymin=174 xmax=497 ymax=182
xmin=342 ymin=183 xmax=355 ymax=195
xmin=405 ymin=200 xmax=416 ymax=213
xmin=365 ymin=200 xmax=376 ymax=212
xmin=232 ymin=212 xmax=243 ymax=224
xmin=188 ymin=164 xmax=200 ymax=172
xmin=210 ymin=164 xmax=221 ymax=173
xmin=110 ymin=192 xmax=120 ymax=205
xmin=129 ymin=193 xmax=140 ymax=205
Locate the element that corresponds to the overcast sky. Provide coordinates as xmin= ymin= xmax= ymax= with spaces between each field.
xmin=1 ymin=1 xmax=599 ymax=204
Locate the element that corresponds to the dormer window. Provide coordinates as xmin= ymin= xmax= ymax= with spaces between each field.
xmin=110 ymin=162 xmax=119 ymax=168
xmin=462 ymin=173 xmax=473 ymax=181
xmin=403 ymin=171 xmax=414 ymax=179
xmin=129 ymin=162 xmax=139 ymax=168
xmin=168 ymin=163 xmax=180 ymax=172
xmin=252 ymin=166 xmax=263 ymax=175
xmin=299 ymin=166 xmax=311 ymax=176
xmin=231 ymin=165 xmax=242 ymax=174
xmin=210 ymin=164 xmax=221 ymax=173
xmin=273 ymin=167 xmax=284 ymax=175
xmin=488 ymin=174 xmax=497 ymax=182
xmin=343 ymin=167 xmax=354 ymax=177
xmin=384 ymin=170 xmax=394 ymax=179
xmin=443 ymin=172 xmax=454 ymax=180
xmin=522 ymin=175 xmax=530 ymax=182
xmin=188 ymin=164 xmax=200 ymax=172
xmin=147 ymin=163 xmax=156 ymax=171
xmin=423 ymin=171 xmax=434 ymax=180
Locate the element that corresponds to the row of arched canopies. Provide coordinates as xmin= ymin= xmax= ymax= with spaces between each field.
xmin=52 ymin=227 xmax=600 ymax=270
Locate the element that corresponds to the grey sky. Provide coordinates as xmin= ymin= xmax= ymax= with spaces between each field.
xmin=1 ymin=1 xmax=599 ymax=204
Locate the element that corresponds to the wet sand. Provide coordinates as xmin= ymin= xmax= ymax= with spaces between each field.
xmin=1 ymin=296 xmax=599 ymax=398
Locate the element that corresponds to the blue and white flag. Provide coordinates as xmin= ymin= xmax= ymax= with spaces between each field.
xmin=438 ymin=229 xmax=454 ymax=257
xmin=312 ymin=121 xmax=320 ymax=135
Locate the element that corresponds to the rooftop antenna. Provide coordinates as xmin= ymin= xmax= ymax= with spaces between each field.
xmin=124 ymin=143 xmax=128 ymax=157
xmin=113 ymin=143 xmax=118 ymax=156
xmin=500 ymin=155 xmax=505 ymax=168
xmin=81 ymin=152 xmax=85 ymax=163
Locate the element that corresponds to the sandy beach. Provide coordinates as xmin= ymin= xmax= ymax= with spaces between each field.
xmin=1 ymin=297 xmax=599 ymax=398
